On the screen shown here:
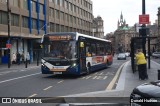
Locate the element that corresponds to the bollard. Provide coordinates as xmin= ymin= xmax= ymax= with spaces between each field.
xmin=25 ymin=58 xmax=27 ymax=68
xmin=37 ymin=57 xmax=39 ymax=66
xmin=158 ymin=70 xmax=160 ymax=80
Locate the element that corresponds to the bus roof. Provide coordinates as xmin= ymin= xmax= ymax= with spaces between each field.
xmin=42 ymin=32 xmax=111 ymax=43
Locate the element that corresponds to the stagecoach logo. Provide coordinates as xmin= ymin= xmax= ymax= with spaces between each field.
xmin=56 ymin=63 xmax=60 ymax=65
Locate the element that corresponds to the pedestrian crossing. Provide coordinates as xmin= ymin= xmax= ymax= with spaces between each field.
xmin=79 ymin=72 xmax=115 ymax=80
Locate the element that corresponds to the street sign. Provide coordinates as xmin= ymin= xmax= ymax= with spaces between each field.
xmin=6 ymin=44 xmax=11 ymax=49
xmin=139 ymin=14 xmax=149 ymax=24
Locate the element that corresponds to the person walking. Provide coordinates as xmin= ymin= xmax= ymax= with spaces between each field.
xmin=135 ymin=49 xmax=148 ymax=80
xmin=26 ymin=52 xmax=30 ymax=64
xmin=21 ymin=52 xmax=25 ymax=63
xmin=17 ymin=52 xmax=21 ymax=65
xmin=12 ymin=53 xmax=16 ymax=64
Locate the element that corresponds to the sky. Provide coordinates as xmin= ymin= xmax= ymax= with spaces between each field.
xmin=92 ymin=0 xmax=160 ymax=35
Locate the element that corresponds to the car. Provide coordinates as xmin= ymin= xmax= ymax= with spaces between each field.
xmin=130 ymin=80 xmax=160 ymax=106
xmin=117 ymin=53 xmax=126 ymax=60
xmin=125 ymin=52 xmax=130 ymax=57
xmin=152 ymin=52 xmax=160 ymax=58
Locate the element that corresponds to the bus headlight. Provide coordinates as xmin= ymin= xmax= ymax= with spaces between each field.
xmin=71 ymin=63 xmax=77 ymax=67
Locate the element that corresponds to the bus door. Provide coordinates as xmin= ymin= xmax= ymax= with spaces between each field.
xmin=78 ymin=37 xmax=86 ymax=73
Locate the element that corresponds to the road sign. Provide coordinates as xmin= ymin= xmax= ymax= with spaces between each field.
xmin=6 ymin=44 xmax=11 ymax=49
xmin=139 ymin=14 xmax=149 ymax=24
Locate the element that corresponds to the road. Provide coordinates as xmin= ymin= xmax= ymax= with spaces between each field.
xmin=0 ymin=56 xmax=129 ymax=98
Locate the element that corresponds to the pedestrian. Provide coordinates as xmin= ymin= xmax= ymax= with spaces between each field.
xmin=12 ymin=53 xmax=16 ymax=64
xmin=17 ymin=52 xmax=21 ymax=65
xmin=135 ymin=49 xmax=148 ymax=80
xmin=26 ymin=52 xmax=30 ymax=64
xmin=21 ymin=52 xmax=25 ymax=63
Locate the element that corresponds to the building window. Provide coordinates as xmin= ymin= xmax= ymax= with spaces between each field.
xmin=55 ymin=0 xmax=59 ymax=5
xmin=70 ymin=15 xmax=72 ymax=23
xmin=39 ymin=20 xmax=44 ymax=30
xmin=0 ymin=11 xmax=7 ymax=25
xmin=64 ymin=0 xmax=68 ymax=9
xmin=32 ymin=18 xmax=37 ymax=29
xmin=49 ymin=8 xmax=54 ymax=18
xmin=22 ymin=16 xmax=28 ymax=28
xmin=23 ymin=0 xmax=28 ymax=10
xmin=55 ymin=24 xmax=59 ymax=32
xmin=39 ymin=4 xmax=43 ymax=14
xmin=50 ymin=23 xmax=54 ymax=32
xmin=10 ymin=0 xmax=19 ymax=7
xmin=11 ymin=14 xmax=19 ymax=26
xmin=60 ymin=0 xmax=63 ymax=7
xmin=60 ymin=11 xmax=64 ymax=20
xmin=0 ymin=0 xmax=7 ymax=4
xmin=31 ymin=0 xmax=36 ymax=12
xmin=55 ymin=10 xmax=59 ymax=19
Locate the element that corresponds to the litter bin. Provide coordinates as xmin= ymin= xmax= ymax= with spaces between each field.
xmin=158 ymin=70 xmax=160 ymax=80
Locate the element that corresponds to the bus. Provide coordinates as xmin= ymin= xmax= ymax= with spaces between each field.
xmin=41 ymin=32 xmax=113 ymax=75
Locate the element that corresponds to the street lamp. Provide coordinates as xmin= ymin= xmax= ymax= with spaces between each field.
xmin=7 ymin=0 xmax=11 ymax=68
xmin=157 ymin=7 xmax=160 ymax=51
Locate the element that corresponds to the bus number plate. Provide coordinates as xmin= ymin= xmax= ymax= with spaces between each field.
xmin=53 ymin=72 xmax=62 ymax=74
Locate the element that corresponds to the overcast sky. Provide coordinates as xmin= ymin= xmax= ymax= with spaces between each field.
xmin=92 ymin=0 xmax=160 ymax=35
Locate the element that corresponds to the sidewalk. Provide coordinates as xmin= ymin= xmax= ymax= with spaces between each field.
xmin=0 ymin=62 xmax=40 ymax=72
xmin=65 ymin=60 xmax=160 ymax=97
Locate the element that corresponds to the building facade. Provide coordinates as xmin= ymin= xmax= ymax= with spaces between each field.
xmin=92 ymin=16 xmax=104 ymax=38
xmin=0 ymin=0 xmax=93 ymax=64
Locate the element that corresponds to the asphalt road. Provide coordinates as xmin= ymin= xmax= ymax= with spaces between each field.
xmin=0 ymin=56 xmax=129 ymax=98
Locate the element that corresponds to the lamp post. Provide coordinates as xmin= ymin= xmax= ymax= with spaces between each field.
xmin=7 ymin=0 xmax=11 ymax=68
xmin=141 ymin=0 xmax=146 ymax=56
xmin=157 ymin=7 xmax=160 ymax=51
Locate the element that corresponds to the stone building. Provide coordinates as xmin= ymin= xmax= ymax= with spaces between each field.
xmin=92 ymin=16 xmax=104 ymax=38
xmin=114 ymin=12 xmax=138 ymax=53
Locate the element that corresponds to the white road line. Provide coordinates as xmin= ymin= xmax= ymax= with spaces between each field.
xmin=0 ymin=72 xmax=41 ymax=84
xmin=43 ymin=86 xmax=52 ymax=91
xmin=85 ymin=76 xmax=92 ymax=79
xmin=29 ymin=94 xmax=37 ymax=97
xmin=106 ymin=62 xmax=127 ymax=90
xmin=57 ymin=80 xmax=64 ymax=84
xmin=103 ymin=76 xmax=108 ymax=80
xmin=99 ymin=72 xmax=103 ymax=75
xmin=92 ymin=76 xmax=98 ymax=79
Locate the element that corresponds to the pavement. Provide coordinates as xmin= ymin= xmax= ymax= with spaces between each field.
xmin=0 ymin=58 xmax=160 ymax=105
xmin=63 ymin=59 xmax=160 ymax=104
xmin=0 ymin=62 xmax=40 ymax=72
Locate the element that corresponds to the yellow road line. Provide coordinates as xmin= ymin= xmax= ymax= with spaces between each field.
xmin=106 ymin=62 xmax=127 ymax=90
xmin=57 ymin=80 xmax=64 ymax=84
xmin=43 ymin=86 xmax=52 ymax=91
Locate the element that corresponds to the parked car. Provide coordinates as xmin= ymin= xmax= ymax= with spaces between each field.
xmin=152 ymin=52 xmax=160 ymax=58
xmin=117 ymin=53 xmax=126 ymax=60
xmin=130 ymin=80 xmax=160 ymax=106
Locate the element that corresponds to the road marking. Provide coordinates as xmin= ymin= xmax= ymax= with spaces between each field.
xmin=29 ymin=94 xmax=37 ymax=97
xmin=57 ymin=80 xmax=64 ymax=84
xmin=98 ymin=72 xmax=103 ymax=75
xmin=92 ymin=76 xmax=98 ymax=79
xmin=85 ymin=76 xmax=92 ymax=79
xmin=106 ymin=62 xmax=127 ymax=90
xmin=0 ymin=72 xmax=41 ymax=84
xmin=103 ymin=76 xmax=108 ymax=80
xmin=43 ymin=86 xmax=52 ymax=91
